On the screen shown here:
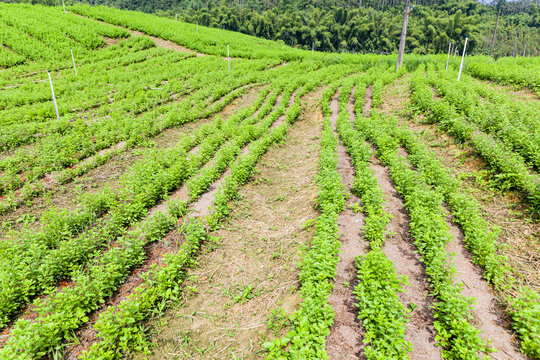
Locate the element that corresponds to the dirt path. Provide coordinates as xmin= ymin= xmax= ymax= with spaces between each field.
xmin=74 ymin=13 xmax=206 ymax=56
xmin=382 ymin=76 xmax=539 ymax=293
xmin=381 ymin=76 xmax=533 ymax=358
xmin=363 ymin=85 xmax=373 ymax=117
xmin=140 ymin=89 xmax=323 ymax=360
xmin=128 ymin=29 xmax=205 ymax=56
xmin=326 ymin=91 xmax=367 ymax=359
xmin=444 ymin=208 xmax=526 ymax=360
xmin=478 ymin=79 xmax=540 ymax=102
xmin=360 ymin=85 xmax=442 ymax=359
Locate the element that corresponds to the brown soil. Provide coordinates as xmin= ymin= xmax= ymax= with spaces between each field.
xmin=479 ymin=79 xmax=540 ymax=102
xmin=270 ymin=92 xmax=296 ymax=130
xmin=128 ymin=29 xmax=205 ymax=56
xmin=326 ymin=91 xmax=367 ymax=358
xmin=383 ymin=76 xmax=539 ymax=293
xmin=364 ymin=84 xmax=442 ymax=358
xmin=0 ymin=147 xmax=144 ymax=237
xmin=444 ymin=207 xmax=526 ymax=359
xmin=64 ymin=233 xmax=184 ymax=359
xmin=75 ymin=13 xmax=206 ymax=56
xmin=103 ymin=36 xmax=120 ymax=46
xmin=363 ymin=85 xmax=373 ymax=117
xmin=140 ymin=89 xmax=323 ymax=360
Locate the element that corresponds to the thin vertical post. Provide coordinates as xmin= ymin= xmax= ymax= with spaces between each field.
xmin=490 ymin=9 xmax=501 ymax=57
xmin=522 ymin=43 xmax=527 ymax=57
xmin=458 ymin=35 xmax=469 ymax=82
xmin=175 ymin=14 xmax=177 ymax=21
xmin=513 ymin=28 xmax=519 ymax=58
xmin=62 ymin=0 xmax=66 ymax=12
xmin=70 ymin=47 xmax=77 ymax=76
xmin=396 ymin=0 xmax=411 ymax=71
xmin=446 ymin=42 xmax=452 ymax=70
xmin=47 ymin=70 xmax=60 ymax=120
xmin=227 ymin=44 xmax=230 ymax=71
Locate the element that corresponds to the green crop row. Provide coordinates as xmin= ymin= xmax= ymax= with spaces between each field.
xmin=410 ymin=68 xmax=540 ymax=215
xmin=466 ymin=56 xmax=540 ymax=95
xmin=371 ymin=110 xmax=539 ymax=358
xmin=0 ymin=3 xmax=129 ymax=67
xmin=356 ymin=109 xmax=493 ymax=359
xmin=0 ymin=85 xmax=273 ymax=329
xmin=0 ymin=84 xmax=281 ymax=357
xmin=338 ymin=77 xmax=411 ymax=358
xmin=79 ymin=73 xmax=316 ymax=360
xmin=265 ymin=84 xmax=343 ymax=360
xmin=0 ymin=66 xmax=263 ymax=211
xmin=70 ymin=3 xmax=305 ymax=61
xmin=427 ymin=69 xmax=540 ymax=170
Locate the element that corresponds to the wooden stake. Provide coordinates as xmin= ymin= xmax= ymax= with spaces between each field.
xmin=47 ymin=70 xmax=60 ymax=120
xmin=490 ymin=9 xmax=500 ymax=57
xmin=522 ymin=43 xmax=527 ymax=57
xmin=396 ymin=0 xmax=411 ymax=71
xmin=458 ymin=35 xmax=468 ymax=82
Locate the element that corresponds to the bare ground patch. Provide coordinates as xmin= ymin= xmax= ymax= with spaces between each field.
xmin=0 ymin=147 xmax=146 ymax=238
xmin=477 ymin=79 xmax=539 ymax=102
xmin=103 ymin=36 xmax=120 ymax=46
xmin=326 ymin=90 xmax=367 ymax=359
xmin=365 ymin=83 xmax=442 ymax=358
xmin=153 ymin=86 xmax=262 ymax=150
xmin=443 ymin=207 xmax=526 ymax=359
xmin=134 ymin=89 xmax=322 ymax=360
xmin=381 ymin=76 xmax=540 ymax=293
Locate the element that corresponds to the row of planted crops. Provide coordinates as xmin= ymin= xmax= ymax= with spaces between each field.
xmin=0 ymin=2 xmax=539 ymax=360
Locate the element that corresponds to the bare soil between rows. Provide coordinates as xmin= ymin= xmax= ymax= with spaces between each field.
xmin=138 ymin=89 xmax=323 ymax=360
xmin=325 ymin=90 xmax=367 ymax=359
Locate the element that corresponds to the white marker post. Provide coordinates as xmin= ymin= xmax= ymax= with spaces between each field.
xmin=227 ymin=44 xmax=230 ymax=71
xmin=446 ymin=42 xmax=452 ymax=70
xmin=47 ymin=70 xmax=60 ymax=120
xmin=62 ymin=0 xmax=66 ymax=12
xmin=70 ymin=47 xmax=77 ymax=76
xmin=457 ymin=35 xmax=468 ymax=82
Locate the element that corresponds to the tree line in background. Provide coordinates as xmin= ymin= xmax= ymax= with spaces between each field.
xmin=3 ymin=0 xmax=539 ymax=56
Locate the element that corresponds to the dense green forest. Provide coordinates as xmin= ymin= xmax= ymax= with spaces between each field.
xmin=3 ymin=0 xmax=539 ymax=56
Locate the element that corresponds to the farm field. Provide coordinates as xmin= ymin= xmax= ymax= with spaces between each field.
xmin=0 ymin=3 xmax=539 ymax=360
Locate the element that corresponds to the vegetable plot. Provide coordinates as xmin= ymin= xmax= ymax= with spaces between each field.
xmin=0 ymin=3 xmax=538 ymax=360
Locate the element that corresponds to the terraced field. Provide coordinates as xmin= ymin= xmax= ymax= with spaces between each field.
xmin=0 ymin=3 xmax=538 ymax=360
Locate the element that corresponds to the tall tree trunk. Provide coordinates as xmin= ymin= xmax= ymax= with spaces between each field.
xmin=396 ymin=0 xmax=411 ymax=71
xmin=513 ymin=27 xmax=519 ymax=58
xmin=490 ymin=9 xmax=501 ymax=57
